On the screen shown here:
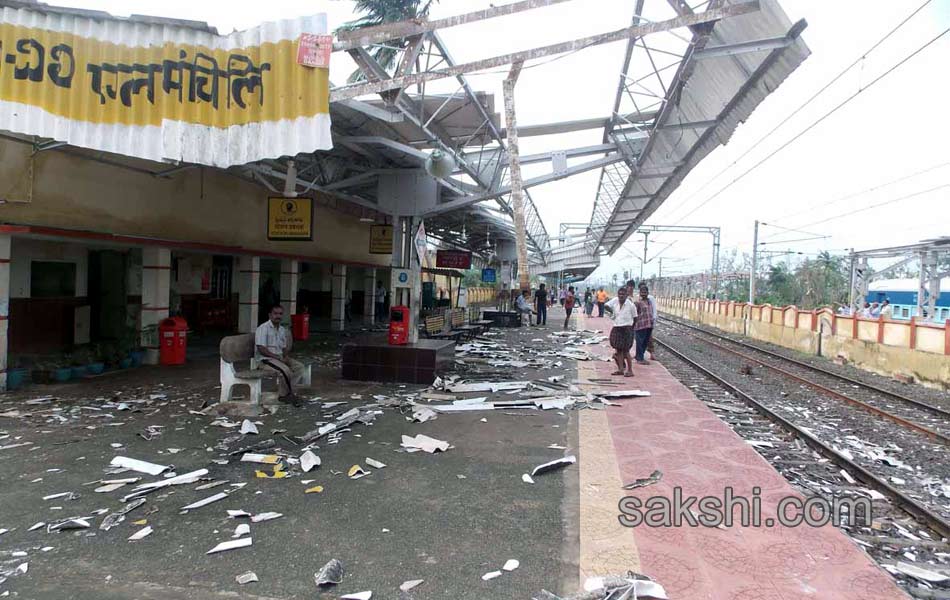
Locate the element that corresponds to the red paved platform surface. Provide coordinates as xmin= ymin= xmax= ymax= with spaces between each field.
xmin=579 ymin=313 xmax=907 ymax=600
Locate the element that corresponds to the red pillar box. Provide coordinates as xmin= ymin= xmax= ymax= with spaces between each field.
xmin=389 ymin=306 xmax=410 ymax=345
xmin=159 ymin=317 xmax=188 ymax=366
xmin=291 ymin=313 xmax=310 ymax=341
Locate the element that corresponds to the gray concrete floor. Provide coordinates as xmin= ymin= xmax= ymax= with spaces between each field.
xmin=0 ymin=327 xmax=579 ymax=599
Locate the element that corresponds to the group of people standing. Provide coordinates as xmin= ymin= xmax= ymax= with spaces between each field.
xmin=515 ymin=283 xmax=579 ymax=329
xmin=603 ymin=280 xmax=656 ymax=377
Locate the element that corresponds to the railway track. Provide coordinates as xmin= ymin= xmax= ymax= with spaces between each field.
xmin=656 ymin=338 xmax=950 ymax=595
xmin=660 ymin=315 xmax=950 ymax=444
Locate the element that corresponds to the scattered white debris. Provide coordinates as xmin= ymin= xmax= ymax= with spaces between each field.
xmin=894 ymin=561 xmax=948 ymax=583
xmin=233 ymin=524 xmax=251 ymax=538
xmin=250 ymin=512 xmax=283 ymax=523
xmin=482 ymin=571 xmax=503 ymax=581
xmin=401 ymin=434 xmax=450 ymax=454
xmin=236 ymin=571 xmax=259 ymax=585
xmin=503 ymin=559 xmax=520 ymax=572
xmin=522 ymin=474 xmax=535 ymax=484
xmin=128 ymin=526 xmax=153 ymax=541
xmin=181 ymin=492 xmax=229 ymax=512
xmin=531 ymin=455 xmax=577 ymax=477
xmin=300 ymin=451 xmax=321 ymax=473
xmin=206 ymin=538 xmax=252 ymax=555
xmin=240 ymin=453 xmax=280 ymax=464
xmin=400 ymin=579 xmax=424 ymax=592
xmin=340 ymin=592 xmax=372 ymax=600
xmin=110 ymin=456 xmax=170 ymax=476
xmin=239 ymin=420 xmax=259 ymax=435
xmin=365 ymin=457 xmax=387 ymax=469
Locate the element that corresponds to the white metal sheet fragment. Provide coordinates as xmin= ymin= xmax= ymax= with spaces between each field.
xmin=227 ymin=510 xmax=252 ymax=518
xmin=128 ymin=526 xmax=153 ymax=541
xmin=241 ymin=453 xmax=280 ymax=464
xmin=300 ymin=451 xmax=321 ymax=473
xmin=600 ymin=389 xmax=651 ymax=398
xmin=365 ymin=457 xmax=386 ymax=469
xmin=181 ymin=492 xmax=228 ymax=511
xmin=895 ymin=561 xmax=949 ymax=583
xmin=481 ymin=570 xmax=502 ymax=581
xmin=502 ymin=559 xmax=519 ymax=571
xmin=400 ymin=579 xmax=424 ymax=591
xmin=110 ymin=456 xmax=170 ymax=476
xmin=340 ymin=592 xmax=372 ymax=600
xmin=233 ymin=523 xmax=250 ymax=538
xmin=530 ymin=455 xmax=577 ymax=477
xmin=250 ymin=512 xmax=283 ymax=523
xmin=240 ymin=420 xmax=259 ymax=435
xmin=206 ymin=537 xmax=252 ymax=555
xmin=236 ymin=571 xmax=259 ymax=585
xmin=400 ymin=434 xmax=450 ymax=453
xmin=522 ymin=474 xmax=535 ymax=484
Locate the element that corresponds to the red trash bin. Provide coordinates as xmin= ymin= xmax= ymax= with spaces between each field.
xmin=388 ymin=306 xmax=410 ymax=345
xmin=159 ymin=316 xmax=188 ymax=366
xmin=291 ymin=313 xmax=310 ymax=341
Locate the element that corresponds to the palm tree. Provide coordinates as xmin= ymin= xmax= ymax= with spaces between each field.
xmin=336 ymin=0 xmax=439 ymax=82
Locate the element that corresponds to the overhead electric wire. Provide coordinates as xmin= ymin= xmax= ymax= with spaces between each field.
xmin=669 ymin=25 xmax=950 ymax=225
xmin=764 ymin=159 xmax=950 ymax=225
xmin=795 ymin=183 xmax=950 ymax=231
xmin=659 ymin=0 xmax=934 ymax=222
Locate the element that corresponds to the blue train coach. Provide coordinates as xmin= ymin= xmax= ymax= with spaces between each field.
xmin=867 ymin=278 xmax=950 ymax=321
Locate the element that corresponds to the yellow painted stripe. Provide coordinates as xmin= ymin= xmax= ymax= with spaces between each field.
xmin=0 ymin=23 xmax=329 ymax=127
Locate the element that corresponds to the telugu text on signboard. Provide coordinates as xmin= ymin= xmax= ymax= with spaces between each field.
xmin=436 ymin=250 xmax=473 ymax=269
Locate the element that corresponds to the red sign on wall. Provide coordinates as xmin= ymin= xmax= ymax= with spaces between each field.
xmin=296 ymin=33 xmax=333 ymax=68
xmin=436 ymin=250 xmax=472 ymax=269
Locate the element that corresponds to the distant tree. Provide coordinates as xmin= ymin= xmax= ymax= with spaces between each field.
xmin=336 ymin=0 xmax=439 ymax=83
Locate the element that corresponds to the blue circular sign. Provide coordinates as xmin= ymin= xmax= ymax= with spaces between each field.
xmin=398 ymin=272 xmax=409 ymax=284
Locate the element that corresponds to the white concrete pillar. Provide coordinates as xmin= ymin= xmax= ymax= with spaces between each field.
xmin=279 ymin=259 xmax=299 ymax=325
xmin=331 ymin=264 xmax=347 ymax=331
xmin=363 ymin=267 xmax=377 ymax=325
xmin=141 ymin=247 xmax=171 ymax=365
xmin=0 ymin=235 xmax=10 ymax=390
xmin=238 ymin=256 xmax=260 ymax=333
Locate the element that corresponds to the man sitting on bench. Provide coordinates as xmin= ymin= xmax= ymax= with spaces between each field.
xmin=255 ymin=304 xmax=305 ymax=406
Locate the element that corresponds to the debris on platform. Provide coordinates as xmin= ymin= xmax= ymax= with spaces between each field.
xmin=300 ymin=450 xmax=321 ymax=472
xmin=128 ymin=525 xmax=153 ymax=541
xmin=236 ymin=571 xmax=259 ymax=585
xmin=109 ymin=456 xmax=169 ymax=476
xmin=531 ymin=456 xmax=577 ymax=477
xmin=401 ymin=434 xmax=450 ymax=453
xmin=315 ymin=558 xmax=344 ymax=586
xmin=522 ymin=474 xmax=535 ymax=484
xmin=239 ymin=419 xmax=259 ymax=435
xmin=482 ymin=570 xmax=502 ymax=581
xmin=622 ymin=469 xmax=662 ymax=490
xmin=206 ymin=538 xmax=252 ymax=555
xmin=536 ymin=573 xmax=668 ymax=599
xmin=181 ymin=492 xmax=229 ymax=512
xmin=241 ymin=453 xmax=280 ymax=464
xmin=365 ymin=457 xmax=386 ymax=469
xmin=340 ymin=592 xmax=372 ymax=600
xmin=503 ymin=559 xmax=520 ymax=571
xmin=890 ymin=562 xmax=948 ymax=583
xmin=348 ymin=464 xmax=370 ymax=479
xmin=233 ymin=523 xmax=250 ymax=538
xmin=400 ymin=579 xmax=424 ymax=591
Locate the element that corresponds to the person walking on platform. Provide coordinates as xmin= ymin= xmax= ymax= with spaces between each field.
xmin=633 ymin=284 xmax=655 ymax=365
xmin=563 ymin=286 xmax=576 ymax=329
xmin=596 ymin=287 xmax=608 ymax=317
xmin=535 ymin=283 xmax=548 ymax=326
xmin=583 ymin=288 xmax=594 ymax=316
xmin=604 ymin=286 xmax=637 ymax=377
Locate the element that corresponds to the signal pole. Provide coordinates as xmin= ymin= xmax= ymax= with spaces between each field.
xmin=749 ymin=220 xmax=759 ymax=304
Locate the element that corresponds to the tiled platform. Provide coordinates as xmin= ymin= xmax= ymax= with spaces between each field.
xmin=576 ymin=313 xmax=907 ymax=599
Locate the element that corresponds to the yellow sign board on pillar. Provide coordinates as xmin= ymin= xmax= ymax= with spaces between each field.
xmin=267 ymin=197 xmax=313 ymax=241
xmin=369 ymin=225 xmax=393 ymax=254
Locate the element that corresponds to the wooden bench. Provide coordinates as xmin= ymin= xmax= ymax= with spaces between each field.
xmin=219 ymin=334 xmax=312 ymax=405
xmin=421 ymin=314 xmax=464 ymax=342
xmin=449 ymin=309 xmax=481 ymax=340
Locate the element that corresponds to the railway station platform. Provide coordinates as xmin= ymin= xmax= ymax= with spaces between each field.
xmin=574 ymin=312 xmax=907 ymax=599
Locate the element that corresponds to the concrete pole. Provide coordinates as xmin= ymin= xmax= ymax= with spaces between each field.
xmin=503 ymin=59 xmax=530 ymax=292
xmin=0 ymin=235 xmax=10 ymax=390
xmin=330 ymin=264 xmax=347 ymax=331
xmin=640 ymin=232 xmax=649 ymax=281
xmin=749 ymin=220 xmax=759 ymax=304
xmin=141 ymin=247 xmax=171 ymax=364
xmin=279 ymin=259 xmax=299 ymax=325
xmin=363 ymin=268 xmax=377 ymax=325
xmin=237 ymin=256 xmax=260 ymax=334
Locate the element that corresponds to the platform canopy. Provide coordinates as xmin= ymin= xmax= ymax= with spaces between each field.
xmin=0 ymin=0 xmax=809 ymax=269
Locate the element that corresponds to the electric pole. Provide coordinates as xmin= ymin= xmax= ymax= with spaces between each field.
xmin=640 ymin=232 xmax=649 ymax=281
xmin=749 ymin=219 xmax=759 ymax=304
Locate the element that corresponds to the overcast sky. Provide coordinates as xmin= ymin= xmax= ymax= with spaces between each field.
xmin=50 ymin=0 xmax=950 ymax=281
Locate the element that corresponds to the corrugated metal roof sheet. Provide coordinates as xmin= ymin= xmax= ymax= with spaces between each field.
xmin=0 ymin=3 xmax=332 ymax=167
xmin=590 ymin=0 xmax=811 ymax=255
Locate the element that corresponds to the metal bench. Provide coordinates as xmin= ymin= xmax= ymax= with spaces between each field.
xmin=219 ymin=334 xmax=312 ymax=406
